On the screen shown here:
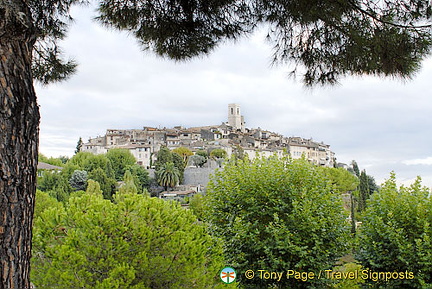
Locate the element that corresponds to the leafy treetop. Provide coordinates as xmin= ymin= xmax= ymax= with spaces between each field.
xmin=204 ymin=156 xmax=351 ymax=288
xmin=357 ymin=173 xmax=432 ymax=288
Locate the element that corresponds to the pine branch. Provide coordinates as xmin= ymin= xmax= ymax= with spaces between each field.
xmin=348 ymin=0 xmax=432 ymax=29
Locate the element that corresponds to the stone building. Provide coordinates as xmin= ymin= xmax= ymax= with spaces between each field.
xmin=82 ymin=104 xmax=336 ymax=170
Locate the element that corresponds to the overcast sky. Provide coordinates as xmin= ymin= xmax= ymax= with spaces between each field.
xmin=36 ymin=5 xmax=432 ymax=187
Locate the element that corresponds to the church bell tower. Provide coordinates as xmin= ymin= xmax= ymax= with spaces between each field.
xmin=228 ymin=103 xmax=245 ymax=132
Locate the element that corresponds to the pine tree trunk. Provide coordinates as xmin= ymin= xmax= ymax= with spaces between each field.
xmin=0 ymin=1 xmax=39 ymax=288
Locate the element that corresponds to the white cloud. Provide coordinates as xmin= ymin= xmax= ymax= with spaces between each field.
xmin=403 ymin=157 xmax=432 ymax=166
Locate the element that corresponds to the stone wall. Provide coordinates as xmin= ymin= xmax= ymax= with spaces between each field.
xmin=183 ymin=167 xmax=218 ymax=188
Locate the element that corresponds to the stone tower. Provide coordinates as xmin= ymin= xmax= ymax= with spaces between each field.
xmin=228 ymin=103 xmax=245 ymax=132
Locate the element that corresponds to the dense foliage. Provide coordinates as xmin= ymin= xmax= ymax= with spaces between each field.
xmin=357 ymin=170 xmax=378 ymax=213
xmin=209 ymin=148 xmax=228 ymax=160
xmin=320 ymin=167 xmax=359 ymax=194
xmin=32 ymin=181 xmax=226 ymax=288
xmin=37 ymin=151 xmax=150 ymax=201
xmin=69 ymin=169 xmax=88 ymax=191
xmin=209 ymin=148 xmax=228 ymax=167
xmin=106 ymin=148 xmax=137 ymax=180
xmin=190 ymin=154 xmax=207 ymax=167
xmin=357 ymin=173 xmax=432 ymax=288
xmin=172 ymin=147 xmax=193 ymax=167
xmin=204 ymin=156 xmax=351 ymax=288
xmin=35 ymin=152 xmax=432 ymax=289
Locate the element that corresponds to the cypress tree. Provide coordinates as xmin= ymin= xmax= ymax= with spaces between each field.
xmin=351 ymin=160 xmax=360 ymax=177
xmin=75 ymin=137 xmax=83 ymax=154
xmin=358 ymin=170 xmax=370 ymax=212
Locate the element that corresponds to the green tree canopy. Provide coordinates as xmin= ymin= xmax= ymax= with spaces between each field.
xmin=204 ymin=156 xmax=351 ymax=288
xmin=210 ymin=148 xmax=228 ymax=168
xmin=171 ymin=152 xmax=185 ymax=182
xmin=172 ymin=147 xmax=193 ymax=167
xmin=33 ymin=190 xmax=64 ymax=219
xmin=82 ymin=154 xmax=114 ymax=177
xmin=42 ymin=151 xmax=149 ymax=201
xmin=69 ymin=170 xmax=88 ymax=191
xmin=209 ymin=148 xmax=228 ymax=160
xmin=155 ymin=146 xmax=185 ymax=184
xmin=119 ymin=170 xmax=138 ymax=195
xmin=75 ymin=137 xmax=83 ymax=154
xmin=38 ymin=152 xmax=120 ymax=201
xmin=356 ymin=173 xmax=432 ymax=288
xmin=190 ymin=154 xmax=207 ymax=168
xmin=106 ymin=148 xmax=137 ymax=180
xmin=357 ymin=170 xmax=371 ymax=212
xmin=154 ymin=146 xmax=173 ymax=171
xmin=125 ymin=164 xmax=151 ymax=193
xmin=68 ymin=152 xmax=95 ymax=169
xmin=320 ymin=167 xmax=359 ymax=194
xmin=37 ymin=170 xmax=63 ymax=192
xmin=351 ymin=160 xmax=360 ymax=177
xmin=189 ymin=193 xmax=206 ymax=221
xmin=31 ymin=183 xmax=226 ymax=288
xmin=38 ymin=153 xmax=65 ymax=167
xmin=196 ymin=150 xmax=209 ymax=160
xmin=87 ymin=167 xmax=117 ymax=200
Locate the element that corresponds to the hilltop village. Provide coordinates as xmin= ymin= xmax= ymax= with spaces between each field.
xmin=82 ymin=104 xmax=336 ymax=169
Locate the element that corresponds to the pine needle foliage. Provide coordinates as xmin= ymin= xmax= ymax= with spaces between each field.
xmin=32 ymin=184 xmax=226 ymax=288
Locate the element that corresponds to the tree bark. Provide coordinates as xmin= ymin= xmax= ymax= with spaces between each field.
xmin=0 ymin=1 xmax=39 ymax=288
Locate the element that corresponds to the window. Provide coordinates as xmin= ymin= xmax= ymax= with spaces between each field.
xmin=231 ymin=108 xmax=234 ymax=114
